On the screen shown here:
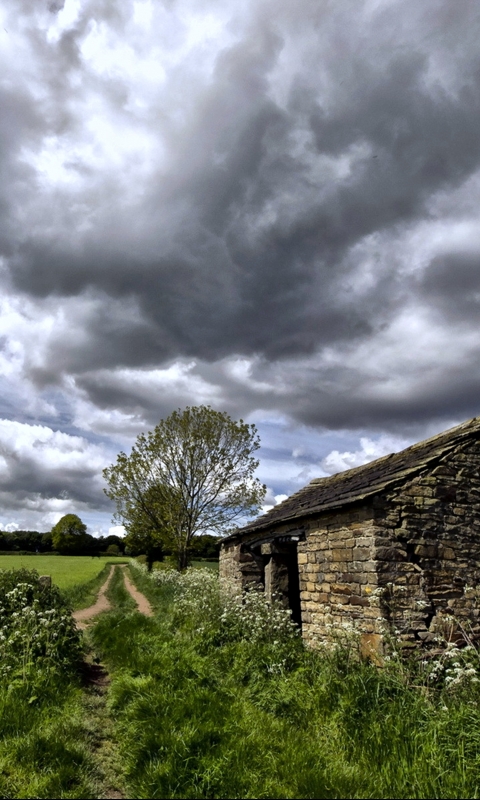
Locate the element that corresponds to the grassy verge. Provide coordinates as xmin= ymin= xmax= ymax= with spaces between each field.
xmin=0 ymin=568 xmax=99 ymax=798
xmin=90 ymin=567 xmax=480 ymax=799
xmin=64 ymin=562 xmax=113 ymax=611
xmin=107 ymin=565 xmax=137 ymax=613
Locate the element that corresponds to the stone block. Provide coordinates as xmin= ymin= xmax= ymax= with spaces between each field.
xmin=297 ymin=553 xmax=308 ymax=564
xmin=349 ymin=595 xmax=370 ymax=607
xmin=414 ymin=544 xmax=438 ymax=558
xmin=355 ymin=537 xmax=373 ymax=548
xmin=331 ymin=583 xmax=351 ymax=595
xmin=439 ymin=546 xmax=456 ymax=560
xmin=376 ymin=546 xmax=407 ymax=561
xmin=332 ymin=548 xmax=353 ymax=561
xmin=353 ymin=560 xmax=377 ymax=572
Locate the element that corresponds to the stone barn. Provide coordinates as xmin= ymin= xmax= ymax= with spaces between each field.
xmin=219 ymin=417 xmax=480 ymax=652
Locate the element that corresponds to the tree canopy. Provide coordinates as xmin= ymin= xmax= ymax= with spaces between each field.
xmin=103 ymin=405 xmax=266 ymax=569
xmin=51 ymin=514 xmax=91 ymax=555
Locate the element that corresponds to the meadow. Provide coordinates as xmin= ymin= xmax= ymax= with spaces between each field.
xmin=2 ymin=560 xmax=480 ymax=798
xmin=0 ymin=554 xmax=129 ymax=589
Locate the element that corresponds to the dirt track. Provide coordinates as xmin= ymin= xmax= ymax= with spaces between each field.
xmin=120 ymin=566 xmax=153 ymax=616
xmin=73 ymin=565 xmax=153 ymax=628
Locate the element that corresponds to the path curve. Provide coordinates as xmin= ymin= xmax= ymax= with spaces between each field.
xmin=73 ymin=565 xmax=115 ymax=630
xmin=120 ymin=566 xmax=154 ymax=616
xmin=73 ymin=565 xmax=154 ymax=629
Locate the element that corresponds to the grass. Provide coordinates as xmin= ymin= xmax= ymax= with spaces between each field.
xmin=0 ymin=568 xmax=100 ymax=798
xmin=189 ymin=560 xmax=218 ymax=571
xmin=4 ymin=562 xmax=480 ymax=798
xmin=0 ymin=554 xmax=129 ymax=590
xmin=87 ymin=566 xmax=480 ymax=799
xmin=0 ymin=678 xmax=99 ymax=799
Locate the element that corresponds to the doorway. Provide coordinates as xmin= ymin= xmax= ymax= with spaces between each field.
xmin=259 ymin=539 xmax=302 ymax=628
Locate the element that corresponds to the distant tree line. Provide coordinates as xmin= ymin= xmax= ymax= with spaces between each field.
xmin=0 ymin=523 xmax=125 ymax=556
xmin=0 ymin=518 xmax=221 ymax=560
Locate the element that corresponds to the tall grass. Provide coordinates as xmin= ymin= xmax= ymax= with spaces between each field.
xmin=0 ymin=568 xmax=100 ymax=798
xmin=90 ymin=565 xmax=480 ymax=799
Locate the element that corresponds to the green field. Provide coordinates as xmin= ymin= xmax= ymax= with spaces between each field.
xmin=0 ymin=554 xmax=129 ymax=589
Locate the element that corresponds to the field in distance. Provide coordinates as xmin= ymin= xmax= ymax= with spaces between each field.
xmin=0 ymin=554 xmax=129 ymax=589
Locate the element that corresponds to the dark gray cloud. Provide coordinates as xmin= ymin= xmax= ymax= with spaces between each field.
xmin=0 ymin=0 xmax=480 ymax=532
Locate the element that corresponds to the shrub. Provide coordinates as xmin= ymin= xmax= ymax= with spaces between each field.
xmin=0 ymin=568 xmax=82 ymax=684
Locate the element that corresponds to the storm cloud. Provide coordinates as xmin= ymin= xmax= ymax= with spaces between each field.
xmin=1 ymin=0 xmax=480 ymax=529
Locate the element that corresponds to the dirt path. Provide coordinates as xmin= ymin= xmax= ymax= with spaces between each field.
xmin=74 ymin=566 xmax=153 ymax=798
xmin=120 ymin=565 xmax=154 ymax=616
xmin=73 ymin=564 xmax=153 ymax=629
xmin=81 ymin=657 xmax=126 ymax=799
xmin=73 ymin=565 xmax=116 ymax=630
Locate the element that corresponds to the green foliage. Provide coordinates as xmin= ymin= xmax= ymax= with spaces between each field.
xmin=103 ymin=405 xmax=266 ymax=570
xmin=189 ymin=534 xmax=221 ymax=560
xmin=0 ymin=679 xmax=97 ymax=799
xmin=0 ymin=528 xmax=53 ymax=552
xmin=51 ymin=514 xmax=91 ymax=555
xmin=0 ymin=569 xmax=98 ymax=797
xmin=89 ymin=565 xmax=480 ymax=799
xmin=0 ymin=568 xmax=82 ymax=683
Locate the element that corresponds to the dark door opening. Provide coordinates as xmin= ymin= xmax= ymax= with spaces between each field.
xmin=286 ymin=543 xmax=302 ymax=627
xmin=261 ymin=540 xmax=302 ymax=629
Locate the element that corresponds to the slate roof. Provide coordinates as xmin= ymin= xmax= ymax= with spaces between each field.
xmin=226 ymin=416 xmax=480 ymax=541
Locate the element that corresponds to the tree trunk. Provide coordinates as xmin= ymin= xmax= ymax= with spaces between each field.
xmin=177 ymin=547 xmax=189 ymax=571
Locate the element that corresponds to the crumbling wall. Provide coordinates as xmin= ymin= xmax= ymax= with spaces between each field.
xmin=219 ymin=537 xmax=263 ymax=591
xmin=221 ymin=435 xmax=480 ymax=652
xmin=374 ymin=437 xmax=480 ymax=645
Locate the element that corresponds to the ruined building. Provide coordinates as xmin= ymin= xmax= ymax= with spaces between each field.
xmin=219 ymin=417 xmax=480 ymax=651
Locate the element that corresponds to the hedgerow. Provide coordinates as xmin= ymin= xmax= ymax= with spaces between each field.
xmin=0 ymin=568 xmax=82 ymax=685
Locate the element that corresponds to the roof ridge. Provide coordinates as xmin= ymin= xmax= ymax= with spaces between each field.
xmin=227 ymin=415 xmax=480 ymax=540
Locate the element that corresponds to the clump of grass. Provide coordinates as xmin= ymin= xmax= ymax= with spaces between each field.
xmin=106 ymin=565 xmax=137 ymax=612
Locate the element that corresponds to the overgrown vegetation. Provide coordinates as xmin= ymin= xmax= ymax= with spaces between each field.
xmin=3 ymin=562 xmax=480 ymax=798
xmin=87 ymin=564 xmax=480 ymax=799
xmin=0 ymin=568 xmax=98 ymax=798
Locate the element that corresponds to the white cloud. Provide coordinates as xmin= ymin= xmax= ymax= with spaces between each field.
xmin=321 ymin=434 xmax=412 ymax=475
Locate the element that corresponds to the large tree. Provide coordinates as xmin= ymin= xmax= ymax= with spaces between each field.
xmin=51 ymin=514 xmax=91 ymax=555
xmin=103 ymin=406 xmax=266 ymax=570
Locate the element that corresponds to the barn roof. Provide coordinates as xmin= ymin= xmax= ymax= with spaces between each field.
xmin=226 ymin=416 xmax=480 ymax=541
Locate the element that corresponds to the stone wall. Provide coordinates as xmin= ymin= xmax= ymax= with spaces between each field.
xmin=220 ymin=435 xmax=480 ymax=652
xmin=298 ymin=506 xmax=384 ymax=654
xmin=218 ymin=537 xmax=263 ymax=591
xmin=373 ymin=438 xmax=480 ymax=645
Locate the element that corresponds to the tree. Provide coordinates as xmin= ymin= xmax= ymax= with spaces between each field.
xmin=117 ymin=486 xmax=168 ymax=569
xmin=103 ymin=406 xmax=266 ymax=570
xmin=51 ymin=514 xmax=91 ymax=555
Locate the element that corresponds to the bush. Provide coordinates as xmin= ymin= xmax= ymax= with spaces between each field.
xmin=0 ymin=568 xmax=82 ymax=684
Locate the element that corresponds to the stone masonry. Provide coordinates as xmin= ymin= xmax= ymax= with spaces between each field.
xmin=219 ymin=417 xmax=480 ymax=652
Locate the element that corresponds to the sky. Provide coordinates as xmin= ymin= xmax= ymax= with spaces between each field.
xmin=1 ymin=0 xmax=480 ymax=535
